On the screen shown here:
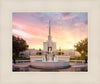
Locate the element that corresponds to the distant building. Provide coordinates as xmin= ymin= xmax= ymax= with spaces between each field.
xmin=61 ymin=49 xmax=81 ymax=57
xmin=19 ymin=49 xmax=38 ymax=57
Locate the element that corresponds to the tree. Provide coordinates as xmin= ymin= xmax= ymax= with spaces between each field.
xmin=74 ymin=38 xmax=88 ymax=56
xmin=39 ymin=48 xmax=41 ymax=51
xmin=33 ymin=48 xmax=35 ymax=50
xmin=13 ymin=35 xmax=29 ymax=57
xmin=58 ymin=47 xmax=64 ymax=55
xmin=36 ymin=48 xmax=42 ymax=55
xmin=58 ymin=52 xmax=64 ymax=55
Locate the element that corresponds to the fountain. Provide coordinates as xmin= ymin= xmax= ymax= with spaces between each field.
xmin=30 ymin=55 xmax=70 ymax=69
xmin=42 ymin=50 xmax=57 ymax=62
xmin=29 ymin=20 xmax=70 ymax=70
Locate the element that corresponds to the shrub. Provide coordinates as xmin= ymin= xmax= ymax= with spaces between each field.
xmin=70 ymin=56 xmax=87 ymax=60
xmin=14 ymin=57 xmax=30 ymax=60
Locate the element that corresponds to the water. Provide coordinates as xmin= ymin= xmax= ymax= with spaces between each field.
xmin=35 ymin=60 xmax=64 ymax=62
xmin=54 ymin=57 xmax=57 ymax=62
xmin=42 ymin=56 xmax=46 ymax=62
xmin=42 ymin=55 xmax=58 ymax=62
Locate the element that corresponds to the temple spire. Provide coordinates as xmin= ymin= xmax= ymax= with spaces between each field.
xmin=49 ymin=19 xmax=51 ymax=36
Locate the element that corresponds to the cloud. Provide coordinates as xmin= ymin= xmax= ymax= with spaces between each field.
xmin=12 ymin=21 xmax=26 ymax=30
xmin=54 ymin=14 xmax=61 ymax=20
xmin=13 ymin=29 xmax=47 ymax=40
xmin=62 ymin=14 xmax=77 ymax=20
xmin=12 ymin=12 xmax=88 ymax=49
xmin=62 ymin=13 xmax=71 ymax=17
xmin=13 ymin=29 xmax=33 ymax=38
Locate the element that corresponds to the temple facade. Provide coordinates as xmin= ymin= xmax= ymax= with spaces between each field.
xmin=43 ymin=20 xmax=56 ymax=52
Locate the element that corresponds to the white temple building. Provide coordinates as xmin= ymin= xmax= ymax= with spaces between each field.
xmin=43 ymin=20 xmax=56 ymax=52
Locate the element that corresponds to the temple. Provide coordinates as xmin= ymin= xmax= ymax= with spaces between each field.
xmin=43 ymin=20 xmax=56 ymax=52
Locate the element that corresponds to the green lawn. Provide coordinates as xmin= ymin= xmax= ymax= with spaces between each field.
xmin=13 ymin=57 xmax=30 ymax=60
xmin=70 ymin=56 xmax=87 ymax=60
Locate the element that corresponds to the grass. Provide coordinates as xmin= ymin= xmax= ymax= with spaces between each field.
xmin=13 ymin=56 xmax=30 ymax=60
xmin=70 ymin=56 xmax=87 ymax=60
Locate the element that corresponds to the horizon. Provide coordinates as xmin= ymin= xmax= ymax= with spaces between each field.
xmin=12 ymin=12 xmax=88 ymax=50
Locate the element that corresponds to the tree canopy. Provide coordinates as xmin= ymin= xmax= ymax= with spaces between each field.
xmin=74 ymin=38 xmax=88 ymax=56
xmin=13 ymin=35 xmax=29 ymax=57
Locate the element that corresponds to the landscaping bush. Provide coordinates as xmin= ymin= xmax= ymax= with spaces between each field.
xmin=14 ymin=57 xmax=30 ymax=60
xmin=70 ymin=56 xmax=87 ymax=60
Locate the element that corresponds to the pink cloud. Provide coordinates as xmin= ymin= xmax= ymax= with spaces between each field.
xmin=62 ymin=15 xmax=77 ymax=20
xmin=13 ymin=20 xmax=48 ymax=38
xmin=54 ymin=14 xmax=61 ymax=20
xmin=13 ymin=29 xmax=33 ymax=38
xmin=12 ymin=20 xmax=49 ymax=49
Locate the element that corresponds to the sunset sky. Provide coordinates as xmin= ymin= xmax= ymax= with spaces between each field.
xmin=12 ymin=12 xmax=88 ymax=50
